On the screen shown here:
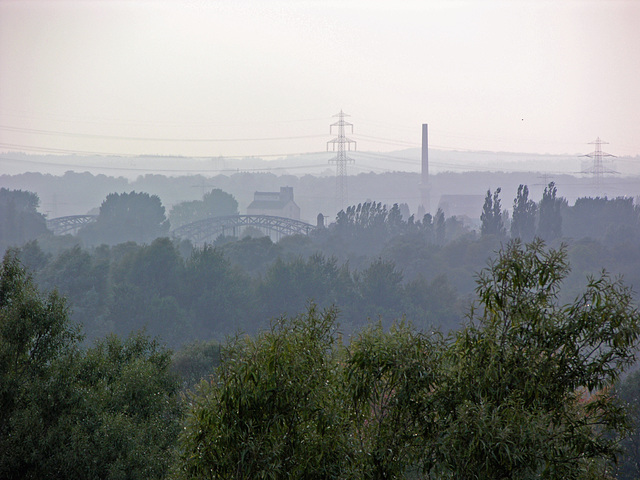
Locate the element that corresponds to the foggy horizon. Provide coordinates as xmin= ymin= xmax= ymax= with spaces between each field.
xmin=4 ymin=3 xmax=640 ymax=476
xmin=2 ymin=146 xmax=640 ymax=181
xmin=2 ymin=0 xmax=639 ymax=166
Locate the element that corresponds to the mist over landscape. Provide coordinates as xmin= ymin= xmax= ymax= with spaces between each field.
xmin=2 ymin=1 xmax=640 ymax=479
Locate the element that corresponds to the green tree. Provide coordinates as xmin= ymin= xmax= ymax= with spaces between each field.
xmin=38 ymin=244 xmax=110 ymax=341
xmin=79 ymin=191 xmax=170 ymax=246
xmin=0 ymin=251 xmax=182 ymax=479
xmin=427 ymin=239 xmax=640 ymax=479
xmin=480 ymin=187 xmax=505 ymax=237
xmin=15 ymin=239 xmax=50 ymax=273
xmin=346 ymin=322 xmax=442 ymax=479
xmin=511 ymin=184 xmax=537 ymax=241
xmin=177 ymin=305 xmax=350 ymax=480
xmin=259 ymin=254 xmax=353 ymax=324
xmin=220 ymin=235 xmax=283 ymax=276
xmin=614 ymin=370 xmax=640 ymax=480
xmin=402 ymin=274 xmax=462 ymax=331
xmin=0 ymin=251 xmax=80 ymax=479
xmin=171 ymin=339 xmax=222 ymax=391
xmin=183 ymin=244 xmax=251 ymax=338
xmin=0 ymin=189 xmax=49 ymax=254
xmin=563 ymin=196 xmax=640 ymax=245
xmin=71 ymin=333 xmax=182 ymax=480
xmin=355 ymin=258 xmax=403 ymax=325
xmin=106 ymin=238 xmax=191 ymax=346
xmin=110 ymin=237 xmax=183 ymax=298
xmin=434 ymin=207 xmax=446 ymax=244
xmin=537 ymin=181 xmax=564 ymax=242
xmin=174 ymin=241 xmax=640 ymax=480
xmin=169 ymin=188 xmax=239 ymax=229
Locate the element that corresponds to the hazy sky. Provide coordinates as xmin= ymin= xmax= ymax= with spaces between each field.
xmin=1 ymin=0 xmax=639 ymax=164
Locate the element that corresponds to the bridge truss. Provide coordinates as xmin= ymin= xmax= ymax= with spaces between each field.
xmin=46 ymin=215 xmax=97 ymax=235
xmin=45 ymin=214 xmax=315 ymax=244
xmin=171 ymin=215 xmax=316 ymax=245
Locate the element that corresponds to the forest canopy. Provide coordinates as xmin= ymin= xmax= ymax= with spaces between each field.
xmin=179 ymin=240 xmax=640 ymax=479
xmin=3 ymin=180 xmax=640 ymax=478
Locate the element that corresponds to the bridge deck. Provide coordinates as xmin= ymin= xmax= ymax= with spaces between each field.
xmin=46 ymin=214 xmax=316 ymax=243
xmin=171 ymin=215 xmax=316 ymax=244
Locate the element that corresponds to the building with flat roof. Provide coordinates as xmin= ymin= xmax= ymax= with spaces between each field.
xmin=247 ymin=186 xmax=300 ymax=220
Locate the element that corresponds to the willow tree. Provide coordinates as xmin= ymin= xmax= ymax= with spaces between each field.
xmin=428 ymin=239 xmax=640 ymax=479
xmin=178 ymin=306 xmax=351 ymax=480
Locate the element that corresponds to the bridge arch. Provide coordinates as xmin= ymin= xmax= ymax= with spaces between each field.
xmin=46 ymin=214 xmax=317 ymax=244
xmin=46 ymin=215 xmax=97 ymax=235
xmin=171 ymin=215 xmax=316 ymax=245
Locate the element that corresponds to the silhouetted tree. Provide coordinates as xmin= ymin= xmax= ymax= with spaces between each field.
xmin=107 ymin=238 xmax=189 ymax=345
xmin=387 ymin=203 xmax=404 ymax=236
xmin=510 ymin=184 xmax=537 ymax=241
xmin=169 ymin=188 xmax=239 ymax=228
xmin=435 ymin=208 xmax=446 ymax=244
xmin=480 ymin=188 xmax=505 ymax=237
xmin=537 ymin=182 xmax=563 ymax=241
xmin=0 ymin=189 xmax=49 ymax=253
xmin=563 ymin=196 xmax=640 ymax=244
xmin=78 ymin=191 xmax=170 ymax=246
xmin=183 ymin=244 xmax=251 ymax=337
xmin=355 ymin=258 xmax=404 ymax=325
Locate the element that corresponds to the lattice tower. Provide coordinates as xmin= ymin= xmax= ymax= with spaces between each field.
xmin=327 ymin=110 xmax=356 ymax=210
xmin=582 ymin=137 xmax=616 ymax=190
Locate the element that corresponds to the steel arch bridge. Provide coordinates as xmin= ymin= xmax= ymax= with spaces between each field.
xmin=171 ymin=215 xmax=316 ymax=244
xmin=46 ymin=215 xmax=97 ymax=235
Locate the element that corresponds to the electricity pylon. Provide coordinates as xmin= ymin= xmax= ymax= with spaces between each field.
xmin=327 ymin=110 xmax=356 ymax=211
xmin=581 ymin=137 xmax=616 ymax=191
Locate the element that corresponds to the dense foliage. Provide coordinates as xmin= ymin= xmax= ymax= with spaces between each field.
xmin=179 ymin=241 xmax=640 ymax=479
xmin=435 ymin=240 xmax=639 ymax=479
xmin=537 ymin=181 xmax=566 ymax=241
xmin=78 ymin=191 xmax=170 ymax=246
xmin=480 ymin=187 xmax=506 ymax=237
xmin=3 ymin=181 xmax=640 ymax=478
xmin=169 ymin=188 xmax=239 ymax=228
xmin=511 ymin=184 xmax=537 ymax=241
xmin=0 ymin=252 xmax=182 ymax=480
xmin=0 ymin=188 xmax=49 ymax=253
xmin=17 ymin=236 xmax=466 ymax=347
xmin=7 ymin=184 xmax=640 ymax=350
xmin=179 ymin=306 xmax=349 ymax=480
xmin=615 ymin=370 xmax=640 ymax=480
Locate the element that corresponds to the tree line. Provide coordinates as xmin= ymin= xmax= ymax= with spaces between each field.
xmin=15 ymin=238 xmax=463 ymax=347
xmin=480 ymin=182 xmax=640 ymax=246
xmin=2 ymin=183 xmax=640 ymax=478
xmin=4 ymin=241 xmax=640 ymax=479
xmin=2 ymin=184 xmax=640 ymax=349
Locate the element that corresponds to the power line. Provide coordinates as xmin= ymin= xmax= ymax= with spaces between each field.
xmin=0 ymin=153 xmax=331 ymax=174
xmin=0 ymin=142 xmax=328 ymax=159
xmin=351 ymin=133 xmax=419 ymax=147
xmin=0 ymin=108 xmax=329 ymax=128
xmin=0 ymin=125 xmax=327 ymax=143
xmin=353 ymin=151 xmax=420 ymax=165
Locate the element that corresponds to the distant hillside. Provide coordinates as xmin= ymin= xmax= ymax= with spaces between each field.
xmin=2 ymin=161 xmax=639 ymax=224
xmin=3 ymin=148 xmax=639 ymax=180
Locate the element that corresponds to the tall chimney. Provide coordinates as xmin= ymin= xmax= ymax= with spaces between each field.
xmin=419 ymin=123 xmax=431 ymax=214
